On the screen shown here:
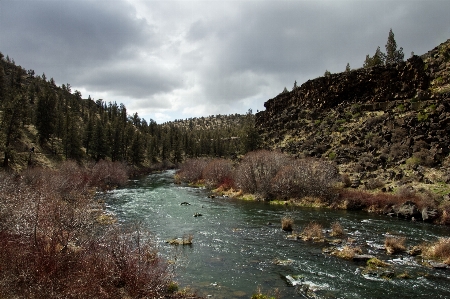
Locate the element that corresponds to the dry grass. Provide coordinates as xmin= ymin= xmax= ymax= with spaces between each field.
xmin=421 ymin=238 xmax=450 ymax=264
xmin=301 ymin=221 xmax=324 ymax=241
xmin=385 ymin=236 xmax=407 ymax=254
xmin=281 ymin=217 xmax=294 ymax=232
xmin=330 ymin=221 xmax=345 ymax=237
xmin=367 ymin=257 xmax=390 ymax=268
xmin=332 ymin=246 xmax=362 ymax=260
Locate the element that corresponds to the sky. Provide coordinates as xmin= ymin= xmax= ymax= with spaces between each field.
xmin=1 ymin=0 xmax=449 ymax=124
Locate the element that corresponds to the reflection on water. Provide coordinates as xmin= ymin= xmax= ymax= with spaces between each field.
xmin=106 ymin=170 xmax=450 ymax=299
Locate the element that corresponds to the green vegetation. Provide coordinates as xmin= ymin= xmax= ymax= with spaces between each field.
xmin=0 ymin=52 xmax=258 ymax=172
xmin=364 ymin=29 xmax=404 ymax=68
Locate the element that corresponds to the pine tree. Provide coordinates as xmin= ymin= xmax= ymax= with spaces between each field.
xmin=345 ymin=63 xmax=351 ymax=72
xmin=35 ymin=88 xmax=57 ymax=143
xmin=385 ymin=28 xmax=404 ymax=65
xmin=130 ymin=131 xmax=144 ymax=165
xmin=91 ymin=119 xmax=109 ymax=161
xmin=363 ymin=46 xmax=385 ymax=68
xmin=1 ymin=92 xmax=27 ymax=167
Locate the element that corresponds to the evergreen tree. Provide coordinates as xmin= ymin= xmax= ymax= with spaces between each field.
xmin=345 ymin=63 xmax=351 ymax=72
xmin=83 ymin=117 xmax=94 ymax=156
xmin=0 ymin=53 xmax=5 ymax=101
xmin=241 ymin=109 xmax=260 ymax=153
xmin=1 ymin=92 xmax=26 ymax=167
xmin=130 ymin=131 xmax=144 ymax=165
xmin=385 ymin=28 xmax=404 ymax=65
xmin=363 ymin=46 xmax=385 ymax=68
xmin=324 ymin=70 xmax=331 ymax=77
xmin=91 ymin=119 xmax=109 ymax=161
xmin=35 ymin=88 xmax=57 ymax=143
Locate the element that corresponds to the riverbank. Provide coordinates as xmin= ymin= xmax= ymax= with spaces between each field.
xmin=109 ymin=170 xmax=450 ymax=298
xmin=0 ymin=161 xmax=201 ymax=299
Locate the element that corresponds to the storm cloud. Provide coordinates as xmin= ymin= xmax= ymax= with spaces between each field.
xmin=1 ymin=0 xmax=449 ymax=123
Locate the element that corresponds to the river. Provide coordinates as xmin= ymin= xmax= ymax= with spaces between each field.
xmin=105 ymin=170 xmax=450 ymax=299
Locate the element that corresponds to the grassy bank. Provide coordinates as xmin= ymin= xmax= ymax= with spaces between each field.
xmin=176 ymin=151 xmax=450 ymax=225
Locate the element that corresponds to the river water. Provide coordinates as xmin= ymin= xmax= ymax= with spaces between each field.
xmin=105 ymin=170 xmax=450 ymax=299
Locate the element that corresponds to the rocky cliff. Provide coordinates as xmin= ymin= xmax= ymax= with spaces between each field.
xmin=255 ymin=39 xmax=450 ymax=189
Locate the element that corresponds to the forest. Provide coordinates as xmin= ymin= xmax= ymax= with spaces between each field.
xmin=0 ymin=52 xmax=259 ymax=172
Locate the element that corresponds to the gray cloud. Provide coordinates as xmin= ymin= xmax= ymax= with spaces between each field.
xmin=1 ymin=0 xmax=449 ymax=123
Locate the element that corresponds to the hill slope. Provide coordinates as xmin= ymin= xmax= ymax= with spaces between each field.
xmin=256 ymin=39 xmax=450 ymax=191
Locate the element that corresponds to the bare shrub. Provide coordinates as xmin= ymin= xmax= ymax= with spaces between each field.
xmin=341 ymin=173 xmax=352 ymax=188
xmin=438 ymin=202 xmax=450 ymax=225
xmin=413 ymin=149 xmax=435 ymax=166
xmin=281 ymin=217 xmax=294 ymax=231
xmin=385 ymin=236 xmax=407 ymax=254
xmin=202 ymin=158 xmax=234 ymax=189
xmin=89 ymin=160 xmax=129 ymax=189
xmin=270 ymin=158 xmax=340 ymax=201
xmin=176 ymin=158 xmax=211 ymax=183
xmin=336 ymin=189 xmax=406 ymax=211
xmin=365 ymin=178 xmax=385 ymax=190
xmin=421 ymin=238 xmax=450 ymax=264
xmin=330 ymin=221 xmax=345 ymax=237
xmin=0 ymin=164 xmax=183 ymax=299
xmin=301 ymin=221 xmax=324 ymax=241
xmin=235 ymin=150 xmax=290 ymax=197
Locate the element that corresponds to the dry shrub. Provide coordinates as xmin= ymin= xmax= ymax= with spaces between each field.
xmin=270 ymin=158 xmax=340 ymax=201
xmin=330 ymin=221 xmax=345 ymax=237
xmin=202 ymin=158 xmax=234 ymax=189
xmin=421 ymin=238 xmax=450 ymax=264
xmin=301 ymin=222 xmax=324 ymax=241
xmin=336 ymin=189 xmax=405 ymax=211
xmin=365 ymin=178 xmax=385 ymax=190
xmin=281 ymin=217 xmax=294 ymax=231
xmin=385 ymin=236 xmax=407 ymax=254
xmin=235 ymin=150 xmax=290 ymax=197
xmin=0 ymin=163 xmax=183 ymax=299
xmin=89 ymin=160 xmax=129 ymax=189
xmin=438 ymin=202 xmax=450 ymax=225
xmin=332 ymin=246 xmax=362 ymax=260
xmin=176 ymin=158 xmax=211 ymax=183
xmin=341 ymin=174 xmax=352 ymax=188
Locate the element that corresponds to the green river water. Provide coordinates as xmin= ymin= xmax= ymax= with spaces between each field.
xmin=105 ymin=170 xmax=450 ymax=299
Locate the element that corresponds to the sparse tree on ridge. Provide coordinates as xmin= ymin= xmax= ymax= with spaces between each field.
xmin=345 ymin=63 xmax=351 ymax=72
xmin=385 ymin=28 xmax=404 ymax=65
xmin=363 ymin=46 xmax=385 ymax=68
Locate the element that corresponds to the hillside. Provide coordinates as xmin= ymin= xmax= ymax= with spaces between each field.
xmin=256 ymin=39 xmax=450 ymax=193
xmin=0 ymin=52 xmax=256 ymax=172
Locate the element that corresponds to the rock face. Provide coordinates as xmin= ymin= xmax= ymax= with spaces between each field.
xmin=255 ymin=39 xmax=450 ymax=186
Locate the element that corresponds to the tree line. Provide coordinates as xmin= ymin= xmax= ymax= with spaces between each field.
xmin=0 ymin=52 xmax=260 ymax=170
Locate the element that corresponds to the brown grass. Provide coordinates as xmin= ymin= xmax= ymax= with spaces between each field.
xmin=421 ymin=238 xmax=450 ymax=264
xmin=385 ymin=236 xmax=407 ymax=254
xmin=281 ymin=217 xmax=294 ymax=231
xmin=330 ymin=221 xmax=345 ymax=237
xmin=301 ymin=221 xmax=324 ymax=241
xmin=332 ymin=246 xmax=362 ymax=260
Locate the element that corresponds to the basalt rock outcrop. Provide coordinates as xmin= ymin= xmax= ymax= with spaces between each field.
xmin=255 ymin=39 xmax=450 ymax=187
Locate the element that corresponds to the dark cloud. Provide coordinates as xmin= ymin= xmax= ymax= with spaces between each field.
xmin=1 ymin=0 xmax=449 ymax=123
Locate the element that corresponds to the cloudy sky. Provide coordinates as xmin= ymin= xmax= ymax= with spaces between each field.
xmin=1 ymin=0 xmax=449 ymax=123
